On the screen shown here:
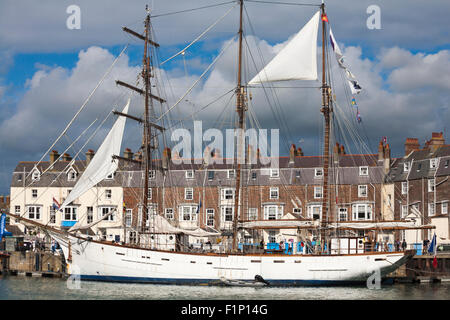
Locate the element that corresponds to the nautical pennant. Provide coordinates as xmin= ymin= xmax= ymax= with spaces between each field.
xmin=356 ymin=110 xmax=362 ymax=123
xmin=52 ymin=197 xmax=61 ymax=211
xmin=351 ymin=96 xmax=357 ymax=107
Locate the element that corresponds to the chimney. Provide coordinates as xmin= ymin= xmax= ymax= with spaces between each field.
xmin=289 ymin=144 xmax=297 ymax=163
xmin=426 ymin=132 xmax=445 ymax=152
xmin=404 ymin=138 xmax=420 ymax=156
xmin=378 ymin=140 xmax=384 ymax=161
xmin=340 ymin=145 xmax=345 ymax=155
xmin=50 ymin=150 xmax=59 ymax=165
xmin=333 ymin=143 xmax=340 ymax=163
xmin=163 ymin=147 xmax=172 ymax=169
xmin=123 ymin=148 xmax=133 ymax=160
xmin=6 ymin=195 xmax=9 ymax=206
xmin=384 ymin=143 xmax=391 ymax=174
xmin=85 ymin=149 xmax=95 ymax=165
xmin=134 ymin=151 xmax=142 ymax=161
xmin=62 ymin=153 xmax=72 ymax=162
xmin=297 ymin=147 xmax=303 ymax=156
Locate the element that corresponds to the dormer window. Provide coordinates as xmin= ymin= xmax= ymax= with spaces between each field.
xmin=270 ymin=168 xmax=279 ymax=178
xmin=31 ymin=169 xmax=40 ymax=181
xmin=314 ymin=168 xmax=323 ymax=178
xmin=106 ymin=172 xmax=114 ymax=180
xmin=403 ymin=162 xmax=410 ymax=173
xmin=227 ymin=170 xmax=235 ymax=179
xmin=149 ymin=170 xmax=156 ymax=179
xmin=67 ymin=169 xmax=77 ymax=181
xmin=430 ymin=158 xmax=438 ymax=169
xmin=359 ymin=166 xmax=369 ymax=176
xmin=208 ymin=170 xmax=214 ymax=180
xmin=185 ymin=170 xmax=194 ymax=179
xmin=417 ymin=163 xmax=422 ymax=172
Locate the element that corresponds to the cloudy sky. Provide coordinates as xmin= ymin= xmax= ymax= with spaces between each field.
xmin=0 ymin=0 xmax=449 ymax=195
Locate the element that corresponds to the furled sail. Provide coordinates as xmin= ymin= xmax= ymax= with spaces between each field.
xmin=248 ymin=11 xmax=320 ymax=85
xmin=60 ymin=98 xmax=130 ymax=211
xmin=150 ymin=214 xmax=221 ymax=237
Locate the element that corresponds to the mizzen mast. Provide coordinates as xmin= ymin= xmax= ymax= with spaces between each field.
xmin=319 ymin=2 xmax=331 ymax=250
xmin=232 ymin=0 xmax=246 ymax=253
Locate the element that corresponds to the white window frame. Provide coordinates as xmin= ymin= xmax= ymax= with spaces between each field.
xmin=87 ymin=206 xmax=93 ymax=224
xmin=15 ymin=205 xmax=20 ymax=215
xmin=221 ymin=188 xmax=234 ymax=200
xmin=269 ymin=187 xmax=279 ymax=199
xmin=63 ymin=206 xmax=77 ymax=221
xmin=307 ymin=205 xmax=322 ymax=220
xmin=251 ymin=171 xmax=257 ymax=180
xmin=27 ymin=205 xmax=42 ymax=220
xmin=430 ymin=158 xmax=438 ymax=169
xmin=184 ymin=188 xmax=193 ymax=200
xmin=338 ymin=207 xmax=348 ymax=221
xmin=352 ymin=204 xmax=372 ymax=221
xmin=98 ymin=206 xmax=116 ymax=222
xmin=67 ymin=169 xmax=77 ymax=181
xmin=428 ymin=179 xmax=435 ymax=192
xmin=401 ymin=205 xmax=408 ymax=218
xmin=149 ymin=170 xmax=156 ymax=180
xmin=270 ymin=168 xmax=279 ymax=178
xmin=264 ymin=205 xmax=283 ymax=220
xmin=227 ymin=170 xmax=235 ymax=179
xmin=164 ymin=208 xmax=174 ymax=220
xmin=179 ymin=205 xmax=198 ymax=221
xmin=442 ymin=202 xmax=448 ymax=215
xmin=125 ymin=209 xmax=133 ymax=227
xmin=105 ymin=189 xmax=112 ymax=200
xmin=359 ymin=166 xmax=369 ymax=176
xmin=293 ymin=207 xmax=302 ymax=215
xmin=401 ymin=182 xmax=408 ymax=195
xmin=428 ymin=203 xmax=435 ymax=216
xmin=358 ymin=185 xmax=368 ymax=198
xmin=248 ymin=208 xmax=258 ymax=220
xmin=31 ymin=189 xmax=38 ymax=198
xmin=403 ymin=162 xmax=410 ymax=173
xmin=106 ymin=172 xmax=114 ymax=180
xmin=185 ymin=170 xmax=194 ymax=179
xmin=221 ymin=206 xmax=234 ymax=222
xmin=49 ymin=207 xmax=56 ymax=224
xmin=268 ymin=230 xmax=277 ymax=243
xmin=31 ymin=169 xmax=40 ymax=181
xmin=148 ymin=188 xmax=152 ymax=200
xmin=206 ymin=208 xmax=215 ymax=226
xmin=314 ymin=168 xmax=323 ymax=178
xmin=314 ymin=186 xmax=323 ymax=199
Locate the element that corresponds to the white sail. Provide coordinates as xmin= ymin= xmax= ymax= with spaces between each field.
xmin=248 ymin=11 xmax=320 ymax=85
xmin=150 ymin=214 xmax=220 ymax=237
xmin=60 ymin=98 xmax=130 ymax=211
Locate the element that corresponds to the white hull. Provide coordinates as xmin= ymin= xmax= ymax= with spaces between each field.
xmin=52 ymin=233 xmax=412 ymax=286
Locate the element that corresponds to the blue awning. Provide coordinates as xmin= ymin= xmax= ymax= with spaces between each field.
xmin=61 ymin=221 xmax=77 ymax=227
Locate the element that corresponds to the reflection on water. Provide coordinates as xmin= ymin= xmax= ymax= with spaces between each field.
xmin=0 ymin=276 xmax=449 ymax=300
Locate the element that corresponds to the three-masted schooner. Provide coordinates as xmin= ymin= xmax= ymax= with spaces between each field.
xmin=5 ymin=1 xmax=430 ymax=286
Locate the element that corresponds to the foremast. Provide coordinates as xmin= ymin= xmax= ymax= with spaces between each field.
xmin=320 ymin=2 xmax=331 ymax=250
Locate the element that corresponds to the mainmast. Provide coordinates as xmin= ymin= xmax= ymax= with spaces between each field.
xmin=320 ymin=3 xmax=331 ymax=249
xmin=232 ymin=0 xmax=245 ymax=252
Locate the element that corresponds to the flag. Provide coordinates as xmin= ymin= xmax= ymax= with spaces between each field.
xmin=428 ymin=233 xmax=438 ymax=268
xmin=356 ymin=111 xmax=362 ymax=123
xmin=348 ymin=79 xmax=362 ymax=95
xmin=351 ymin=96 xmax=357 ymax=107
xmin=196 ymin=199 xmax=202 ymax=213
xmin=321 ymin=13 xmax=328 ymax=22
xmin=52 ymin=197 xmax=61 ymax=211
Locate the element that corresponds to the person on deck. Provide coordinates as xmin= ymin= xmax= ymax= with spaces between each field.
xmin=401 ymin=239 xmax=407 ymax=251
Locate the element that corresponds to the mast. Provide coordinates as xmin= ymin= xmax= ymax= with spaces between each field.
xmin=232 ymin=0 xmax=245 ymax=252
xmin=320 ymin=3 xmax=331 ymax=249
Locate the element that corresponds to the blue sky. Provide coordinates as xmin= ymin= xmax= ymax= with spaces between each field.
xmin=0 ymin=0 xmax=449 ymax=196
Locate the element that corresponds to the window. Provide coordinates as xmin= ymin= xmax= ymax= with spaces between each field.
xmin=251 ymin=171 xmax=257 ymax=180
xmin=269 ymin=187 xmax=279 ymax=199
xmin=49 ymin=207 xmax=56 ymax=224
xmin=314 ymin=168 xmax=323 ymax=178
xmin=27 ymin=206 xmax=41 ymax=220
xmin=165 ymin=208 xmax=174 ymax=220
xmin=17 ymin=174 xmax=22 ymax=182
xmin=248 ymin=208 xmax=258 ymax=220
xmin=221 ymin=206 xmax=234 ymax=222
xmin=148 ymin=188 xmax=152 ymax=200
xmin=227 ymin=170 xmax=235 ymax=179
xmin=445 ymin=160 xmax=449 ymax=168
xmin=403 ymin=162 xmax=410 ymax=173
xmin=270 ymin=168 xmax=279 ymax=178
xmin=15 ymin=205 xmax=20 ymax=215
xmin=314 ymin=186 xmax=323 ymax=199
xmin=99 ymin=206 xmax=115 ymax=221
xmin=338 ymin=207 xmax=348 ymax=221
xmin=184 ymin=188 xmax=193 ymax=200
xmin=401 ymin=205 xmax=408 ymax=218
xmin=180 ymin=205 xmax=198 ymax=221
xmin=428 ymin=179 xmax=435 ymax=192
xmin=87 ymin=206 xmax=93 ymax=223
xmin=268 ymin=230 xmax=277 ymax=243
xmin=105 ymin=189 xmax=112 ymax=200
xmin=32 ymin=189 xmax=38 ymax=198
xmin=359 ymin=166 xmax=369 ymax=176
xmin=185 ymin=170 xmax=194 ymax=179
xmin=352 ymin=204 xmax=372 ymax=221
xmin=64 ymin=207 xmax=77 ymax=221
xmin=206 ymin=209 xmax=215 ymax=226
xmin=358 ymin=185 xmax=368 ymax=197
xmin=307 ymin=205 xmax=322 ymax=220
xmin=221 ymin=188 xmax=234 ymax=200
xmin=295 ymin=171 xmax=301 ymax=178
xmin=293 ymin=208 xmax=302 ymax=215
xmin=31 ymin=169 xmax=40 ymax=181
xmin=125 ymin=209 xmax=133 ymax=227
xmin=106 ymin=172 xmax=114 ymax=180
xmin=208 ymin=171 xmax=214 ymax=180
xmin=417 ymin=163 xmax=422 ymax=172
xmin=149 ymin=170 xmax=156 ymax=179
xmin=430 ymin=158 xmax=438 ymax=169
xmin=401 ymin=182 xmax=408 ymax=195
xmin=67 ymin=169 xmax=77 ymax=181
xmin=264 ymin=205 xmax=283 ymax=220
xmin=428 ymin=203 xmax=435 ymax=216
xmin=442 ymin=202 xmax=448 ymax=215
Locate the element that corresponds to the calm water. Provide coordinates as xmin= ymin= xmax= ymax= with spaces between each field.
xmin=0 ymin=276 xmax=449 ymax=300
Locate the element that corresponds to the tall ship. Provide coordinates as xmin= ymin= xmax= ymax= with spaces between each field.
xmin=5 ymin=1 xmax=435 ymax=285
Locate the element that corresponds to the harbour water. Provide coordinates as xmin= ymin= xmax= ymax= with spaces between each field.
xmin=1 ymin=276 xmax=449 ymax=300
